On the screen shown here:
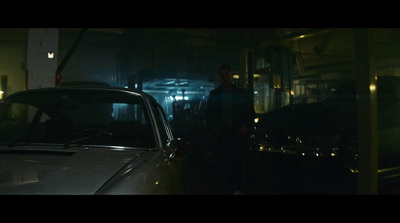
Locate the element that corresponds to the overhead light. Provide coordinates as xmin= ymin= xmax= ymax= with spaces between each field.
xmin=232 ymin=74 xmax=260 ymax=79
xmin=287 ymin=29 xmax=331 ymax=41
xmin=369 ymin=84 xmax=376 ymax=92
xmin=48 ymin=52 xmax=54 ymax=59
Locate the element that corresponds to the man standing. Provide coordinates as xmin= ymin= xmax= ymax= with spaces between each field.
xmin=205 ymin=65 xmax=255 ymax=194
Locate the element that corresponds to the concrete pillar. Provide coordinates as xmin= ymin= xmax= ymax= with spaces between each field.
xmin=26 ymin=28 xmax=58 ymax=89
xmin=354 ymin=29 xmax=379 ymax=195
xmin=239 ymin=48 xmax=254 ymax=90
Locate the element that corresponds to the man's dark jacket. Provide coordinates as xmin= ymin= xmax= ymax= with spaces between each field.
xmin=205 ymin=84 xmax=255 ymax=135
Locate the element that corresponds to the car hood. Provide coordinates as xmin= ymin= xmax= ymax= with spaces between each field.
xmin=0 ymin=145 xmax=145 ymax=194
xmin=258 ymin=102 xmax=357 ymax=135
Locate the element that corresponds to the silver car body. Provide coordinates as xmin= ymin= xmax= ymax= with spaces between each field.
xmin=0 ymin=87 xmax=187 ymax=194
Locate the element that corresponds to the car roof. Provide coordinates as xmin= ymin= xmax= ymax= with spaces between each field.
xmin=6 ymin=86 xmax=158 ymax=104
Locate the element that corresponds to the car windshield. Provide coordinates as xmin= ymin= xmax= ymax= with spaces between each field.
xmin=319 ymin=79 xmax=357 ymax=108
xmin=0 ymin=88 xmax=156 ymax=149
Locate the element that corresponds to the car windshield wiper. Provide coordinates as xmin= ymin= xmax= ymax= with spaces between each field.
xmin=63 ymin=128 xmax=112 ymax=149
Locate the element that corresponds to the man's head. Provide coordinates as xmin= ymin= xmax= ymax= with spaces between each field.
xmin=218 ymin=65 xmax=233 ymax=88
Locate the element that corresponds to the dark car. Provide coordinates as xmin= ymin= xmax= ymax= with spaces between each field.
xmin=0 ymin=86 xmax=189 ymax=194
xmin=254 ymin=75 xmax=400 ymax=193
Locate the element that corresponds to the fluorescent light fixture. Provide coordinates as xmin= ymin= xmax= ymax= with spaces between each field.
xmin=48 ymin=52 xmax=54 ymax=59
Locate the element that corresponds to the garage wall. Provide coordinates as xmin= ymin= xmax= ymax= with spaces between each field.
xmin=0 ymin=28 xmax=27 ymax=98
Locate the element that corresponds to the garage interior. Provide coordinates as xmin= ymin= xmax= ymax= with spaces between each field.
xmin=0 ymin=28 xmax=398 ymax=194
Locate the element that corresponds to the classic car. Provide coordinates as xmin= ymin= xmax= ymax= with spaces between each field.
xmin=0 ymin=86 xmax=189 ymax=194
xmin=254 ymin=75 xmax=400 ymax=193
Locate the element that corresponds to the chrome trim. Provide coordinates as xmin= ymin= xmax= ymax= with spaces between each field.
xmin=0 ymin=143 xmax=154 ymax=151
xmin=378 ymin=166 xmax=400 ymax=174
